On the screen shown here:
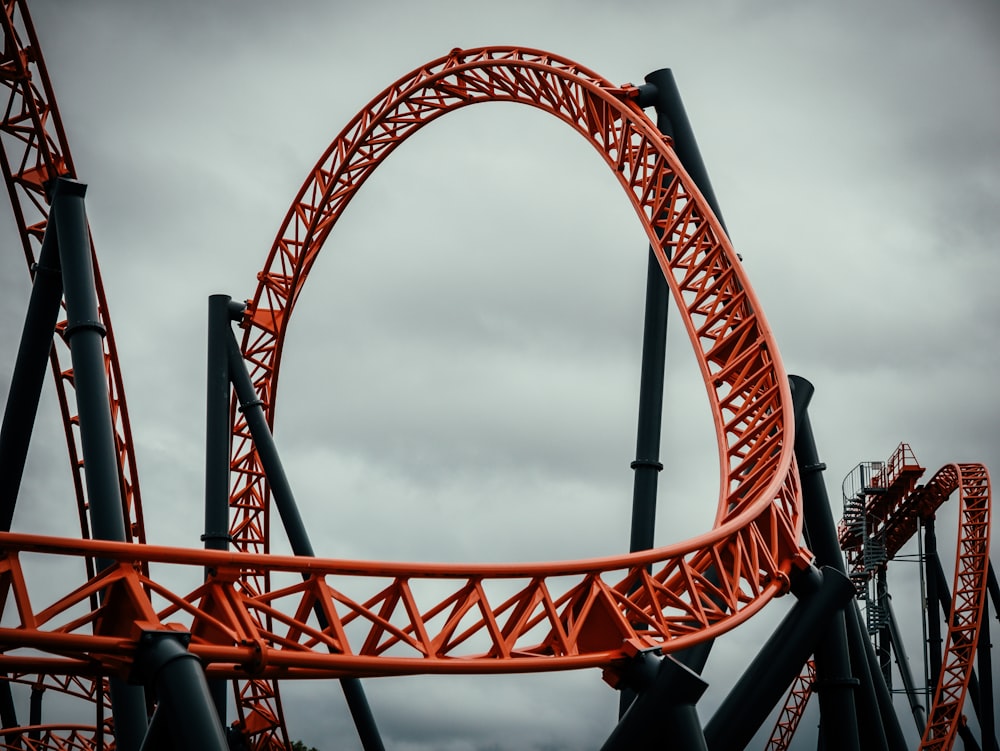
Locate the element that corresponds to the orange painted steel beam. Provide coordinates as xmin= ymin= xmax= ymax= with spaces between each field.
xmin=0 ymin=527 xmax=809 ymax=678
xmin=765 ymin=659 xmax=816 ymax=751
xmin=788 ymin=453 xmax=992 ymax=751
xmin=225 ymin=46 xmax=809 ymax=745
xmin=919 ymin=464 xmax=992 ymax=751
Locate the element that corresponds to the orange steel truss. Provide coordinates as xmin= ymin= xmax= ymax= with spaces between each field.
xmin=918 ymin=464 xmax=992 ymax=751
xmin=765 ymin=659 xmax=816 ymax=751
xmin=773 ymin=456 xmax=993 ymax=751
xmin=226 ymin=45 xmax=808 ymax=744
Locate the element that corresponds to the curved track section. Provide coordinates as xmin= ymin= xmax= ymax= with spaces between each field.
xmin=228 ymin=46 xmax=807 ymax=743
xmin=918 ymin=464 xmax=992 ymax=751
xmin=766 ymin=462 xmax=992 ymax=751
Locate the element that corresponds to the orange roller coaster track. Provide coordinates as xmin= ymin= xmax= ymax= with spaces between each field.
xmin=225 ymin=43 xmax=808 ymax=743
xmin=766 ymin=454 xmax=993 ymax=751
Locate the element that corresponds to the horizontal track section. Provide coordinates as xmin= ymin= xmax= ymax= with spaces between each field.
xmin=0 ymin=522 xmax=808 ymax=678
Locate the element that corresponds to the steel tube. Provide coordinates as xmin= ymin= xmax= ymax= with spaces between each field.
xmin=601 ymin=654 xmax=708 ymax=751
xmin=134 ymin=632 xmax=227 ymax=751
xmin=886 ymin=596 xmax=927 ymax=733
xmin=224 ymin=326 xmax=385 ymax=751
xmin=924 ymin=516 xmax=943 ymax=696
xmin=788 ymin=376 xmax=860 ymax=751
xmin=0 ymin=218 xmax=62 ymax=529
xmin=703 ymin=566 xmax=857 ymax=751
xmin=203 ymin=294 xmax=239 ymax=724
xmin=976 ymin=610 xmax=998 ymax=751
xmin=50 ymin=178 xmax=148 ymax=751
xmin=789 ymin=375 xmax=908 ymax=751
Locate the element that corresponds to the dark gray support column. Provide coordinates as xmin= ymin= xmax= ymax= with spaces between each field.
xmin=925 ymin=517 xmax=943 ymax=696
xmin=637 ymin=69 xmax=729 ymax=235
xmin=50 ymin=178 xmax=148 ymax=751
xmin=224 ymin=323 xmax=385 ymax=751
xmin=877 ymin=569 xmax=892 ymax=689
xmin=203 ymin=294 xmax=240 ymax=725
xmin=136 ymin=705 xmax=171 ymax=751
xmin=975 ymin=605 xmax=997 ymax=751
xmin=988 ymin=562 xmax=1000 ymax=616
xmin=601 ymin=654 xmax=708 ymax=751
xmin=52 ymin=179 xmax=129 ymax=557
xmin=28 ymin=685 xmax=42 ymax=742
xmin=133 ymin=632 xmax=227 ymax=751
xmin=841 ymin=602 xmax=891 ymax=751
xmin=0 ymin=217 xmax=62 ymax=528
xmin=886 ymin=596 xmax=927 ymax=733
xmin=787 ymin=376 xmax=862 ymax=751
xmin=703 ymin=566 xmax=857 ymax=751
xmin=0 ymin=679 xmax=22 ymax=748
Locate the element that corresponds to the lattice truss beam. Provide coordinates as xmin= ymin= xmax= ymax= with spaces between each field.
xmin=770 ymin=462 xmax=992 ymax=751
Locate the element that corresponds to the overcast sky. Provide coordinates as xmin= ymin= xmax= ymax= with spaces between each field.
xmin=2 ymin=1 xmax=999 ymax=749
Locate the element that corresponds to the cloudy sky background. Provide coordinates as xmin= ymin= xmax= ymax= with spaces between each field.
xmin=2 ymin=0 xmax=998 ymax=749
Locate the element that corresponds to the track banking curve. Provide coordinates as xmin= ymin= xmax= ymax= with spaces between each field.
xmin=228 ymin=45 xmax=808 ymax=741
xmin=233 ymin=45 xmax=807 ymax=659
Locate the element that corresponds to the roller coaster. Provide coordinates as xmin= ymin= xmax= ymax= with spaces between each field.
xmin=0 ymin=2 xmax=995 ymax=749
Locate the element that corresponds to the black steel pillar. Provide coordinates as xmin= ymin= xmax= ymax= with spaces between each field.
xmin=975 ymin=603 xmax=998 ymax=751
xmin=600 ymin=653 xmax=708 ymax=751
xmin=133 ymin=631 xmax=227 ymax=751
xmin=0 ymin=680 xmax=21 ymax=748
xmin=844 ymin=602 xmax=894 ymax=751
xmin=0 ymin=216 xmax=62 ymax=528
xmin=703 ymin=565 xmax=857 ymax=751
xmin=28 ymin=685 xmax=42 ymax=742
xmin=988 ymin=562 xmax=1000 ymax=615
xmin=223 ymin=320 xmax=385 ymax=751
xmin=202 ymin=294 xmax=240 ymax=725
xmin=886 ymin=596 xmax=927 ymax=733
xmin=788 ymin=376 xmax=863 ymax=751
xmin=50 ymin=178 xmax=148 ymax=751
xmin=924 ymin=516 xmax=943 ymax=699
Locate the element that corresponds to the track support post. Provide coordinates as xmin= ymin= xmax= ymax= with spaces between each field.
xmin=50 ymin=178 xmax=149 ymax=751
xmin=132 ymin=631 xmax=228 ymax=751
xmin=703 ymin=565 xmax=857 ymax=751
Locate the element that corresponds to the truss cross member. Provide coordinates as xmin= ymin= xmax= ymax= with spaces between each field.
xmin=50 ymin=177 xmax=148 ymax=751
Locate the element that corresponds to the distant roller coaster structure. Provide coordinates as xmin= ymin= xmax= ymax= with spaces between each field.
xmin=0 ymin=2 xmax=995 ymax=749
